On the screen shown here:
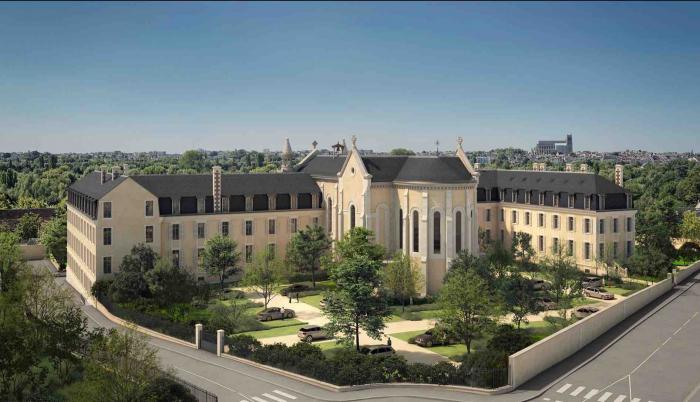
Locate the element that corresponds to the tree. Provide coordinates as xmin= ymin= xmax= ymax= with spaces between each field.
xmin=14 ymin=212 xmax=42 ymax=241
xmin=144 ymin=258 xmax=197 ymax=306
xmin=446 ymin=251 xmax=497 ymax=290
xmin=486 ymin=240 xmax=513 ymax=277
xmin=680 ymin=210 xmax=700 ymax=243
xmin=0 ymin=230 xmax=23 ymax=292
xmin=511 ymin=232 xmax=535 ymax=269
xmin=202 ymin=235 xmax=241 ymax=291
xmin=285 ymin=225 xmax=331 ymax=288
xmin=541 ymin=251 xmax=582 ymax=303
xmin=384 ymin=252 xmax=423 ymax=311
xmin=628 ymin=247 xmax=671 ymax=279
xmin=179 ymin=150 xmax=205 ymax=171
xmin=207 ymin=300 xmax=250 ymax=333
xmin=323 ymin=228 xmax=389 ymax=351
xmin=242 ymin=249 xmax=285 ymax=309
xmin=438 ymin=269 xmax=501 ymax=354
xmin=39 ymin=215 xmax=67 ymax=269
xmin=110 ymin=244 xmax=158 ymax=301
xmin=501 ymin=273 xmax=540 ymax=328
xmin=390 ymin=148 xmax=415 ymax=156
xmin=16 ymin=195 xmax=46 ymax=209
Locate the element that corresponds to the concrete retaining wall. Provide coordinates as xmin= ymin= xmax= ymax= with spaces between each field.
xmin=509 ymin=261 xmax=700 ymax=388
xmin=20 ymin=243 xmax=46 ymax=261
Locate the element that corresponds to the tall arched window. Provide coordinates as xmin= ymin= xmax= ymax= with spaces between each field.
xmin=327 ymin=198 xmax=333 ymax=233
xmin=455 ymin=211 xmax=462 ymax=254
xmin=412 ymin=210 xmax=419 ymax=252
xmin=350 ymin=205 xmax=356 ymax=229
xmin=433 ymin=212 xmax=441 ymax=254
xmin=399 ymin=209 xmax=403 ymax=249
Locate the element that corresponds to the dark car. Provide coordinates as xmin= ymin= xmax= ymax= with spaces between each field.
xmin=582 ymin=276 xmax=604 ymax=288
xmin=574 ymin=306 xmax=600 ymax=319
xmin=360 ymin=345 xmax=395 ymax=357
xmin=531 ymin=279 xmax=551 ymax=291
xmin=280 ymin=284 xmax=309 ymax=296
xmin=414 ymin=328 xmax=453 ymax=347
xmin=256 ymin=307 xmax=295 ymax=321
xmin=535 ymin=297 xmax=558 ymax=311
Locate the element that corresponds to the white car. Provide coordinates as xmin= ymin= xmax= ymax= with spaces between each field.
xmin=583 ymin=287 xmax=614 ymax=300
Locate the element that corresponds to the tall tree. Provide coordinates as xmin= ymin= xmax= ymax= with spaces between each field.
xmin=144 ymin=258 xmax=197 ymax=306
xmin=110 ymin=244 xmax=158 ymax=301
xmin=40 ymin=215 xmax=67 ymax=269
xmin=242 ymin=249 xmax=285 ymax=309
xmin=680 ymin=210 xmax=700 ymax=244
xmin=179 ymin=150 xmax=205 ymax=171
xmin=541 ymin=251 xmax=582 ymax=303
xmin=14 ymin=212 xmax=42 ymax=241
xmin=384 ymin=252 xmax=423 ymax=311
xmin=323 ymin=228 xmax=389 ymax=351
xmin=285 ymin=225 xmax=331 ymax=288
xmin=511 ymin=232 xmax=535 ymax=269
xmin=202 ymin=235 xmax=241 ymax=291
xmin=501 ymin=273 xmax=540 ymax=329
xmin=438 ymin=269 xmax=502 ymax=354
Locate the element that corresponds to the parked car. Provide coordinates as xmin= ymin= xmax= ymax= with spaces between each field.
xmin=360 ymin=345 xmax=396 ymax=357
xmin=574 ymin=306 xmax=600 ymax=319
xmin=414 ymin=328 xmax=454 ymax=347
xmin=280 ymin=284 xmax=309 ymax=296
xmin=297 ymin=325 xmax=329 ymax=342
xmin=583 ymin=287 xmax=614 ymax=300
xmin=531 ymin=279 xmax=551 ymax=291
xmin=256 ymin=307 xmax=295 ymax=321
xmin=582 ymin=276 xmax=604 ymax=288
xmin=535 ymin=297 xmax=558 ymax=311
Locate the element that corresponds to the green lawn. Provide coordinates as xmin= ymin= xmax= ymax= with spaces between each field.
xmin=299 ymin=294 xmax=324 ymax=309
xmin=387 ymin=304 xmax=442 ymax=322
xmin=389 ymin=329 xmax=483 ymax=360
xmin=316 ymin=340 xmax=349 ymax=358
xmin=602 ymin=284 xmax=645 ymax=297
xmin=240 ymin=319 xmax=308 ymax=339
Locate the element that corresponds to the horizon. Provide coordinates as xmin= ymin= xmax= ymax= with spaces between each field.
xmin=1 ymin=2 xmax=699 ymax=153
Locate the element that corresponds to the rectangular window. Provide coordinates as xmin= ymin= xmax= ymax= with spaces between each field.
xmin=553 ymin=215 xmax=559 ymax=229
xmin=485 ymin=229 xmax=491 ymax=244
xmin=512 ymin=210 xmax=518 ymax=224
xmin=145 ymin=200 xmax=154 ymax=217
xmin=245 ymin=245 xmax=253 ymax=263
xmin=525 ymin=212 xmax=531 ymax=225
xmin=553 ymin=238 xmax=559 ymax=253
xmin=584 ymin=218 xmax=591 ymax=234
xmin=486 ymin=209 xmax=491 ymax=222
xmin=221 ymin=221 xmax=229 ymax=237
xmin=568 ymin=240 xmax=574 ymax=256
xmin=197 ymin=223 xmax=205 ymax=239
xmin=599 ymin=219 xmax=605 ymax=234
xmin=172 ymin=250 xmax=180 ymax=267
xmin=103 ymin=202 xmax=112 ymax=219
xmin=626 ymin=241 xmax=633 ymax=257
xmin=584 ymin=242 xmax=591 ymax=260
xmin=172 ymin=224 xmax=180 ymax=240
xmin=103 ymin=228 xmax=112 ymax=245
xmin=599 ymin=243 xmax=605 ymax=259
xmin=626 ymin=217 xmax=633 ymax=232
xmin=268 ymin=243 xmax=276 ymax=259
xmin=103 ymin=256 xmax=112 ymax=274
xmin=613 ymin=242 xmax=619 ymax=258
xmin=613 ymin=218 xmax=619 ymax=233
xmin=538 ymin=213 xmax=544 ymax=227
xmin=538 ymin=235 xmax=544 ymax=252
xmin=500 ymin=209 xmax=504 ymax=222
xmin=145 ymin=225 xmax=153 ymax=243
xmin=568 ymin=217 xmax=575 ymax=231
xmin=245 ymin=220 xmax=253 ymax=236
xmin=290 ymin=218 xmax=298 ymax=233
xmin=500 ymin=229 xmax=505 ymax=242
xmin=268 ymin=219 xmax=276 ymax=235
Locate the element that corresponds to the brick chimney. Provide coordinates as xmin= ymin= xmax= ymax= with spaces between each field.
xmin=614 ymin=164 xmax=624 ymax=187
xmin=212 ymin=166 xmax=222 ymax=213
xmin=565 ymin=163 xmax=573 ymax=172
xmin=100 ymin=169 xmax=107 ymax=184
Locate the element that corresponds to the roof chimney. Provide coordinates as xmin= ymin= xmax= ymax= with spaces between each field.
xmin=122 ymin=164 xmax=129 ymax=176
xmin=614 ymin=164 xmax=624 ymax=187
xmin=579 ymin=163 xmax=588 ymax=173
xmin=100 ymin=169 xmax=107 ymax=184
xmin=111 ymin=166 xmax=120 ymax=180
xmin=212 ymin=166 xmax=222 ymax=213
xmin=565 ymin=163 xmax=573 ymax=172
xmin=474 ymin=162 xmax=481 ymax=170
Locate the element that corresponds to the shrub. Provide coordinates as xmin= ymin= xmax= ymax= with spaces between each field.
xmin=91 ymin=279 xmax=113 ymax=299
xmin=143 ymin=377 xmax=197 ymax=402
xmin=407 ymin=336 xmax=417 ymax=344
xmin=457 ymin=350 xmax=508 ymax=388
xmin=487 ymin=324 xmax=533 ymax=355
xmin=227 ymin=335 xmax=261 ymax=358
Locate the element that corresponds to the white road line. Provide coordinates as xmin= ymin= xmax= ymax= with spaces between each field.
xmin=262 ymin=393 xmax=287 ymax=402
xmin=557 ymin=383 xmax=572 ymax=393
xmin=612 ymin=395 xmax=626 ymax=402
xmin=630 ymin=398 xmax=640 ymax=402
xmin=251 ymin=397 xmax=269 ymax=402
xmin=543 ymin=398 xmax=551 ymax=401
xmin=571 ymin=386 xmax=586 ymax=396
xmin=598 ymin=391 xmax=613 ymax=401
xmin=662 ymin=336 xmax=672 ymax=346
xmin=584 ymin=389 xmax=600 ymax=399
xmin=273 ymin=390 xmax=297 ymax=399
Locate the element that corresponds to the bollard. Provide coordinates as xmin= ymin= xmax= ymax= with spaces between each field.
xmin=216 ymin=329 xmax=224 ymax=357
xmin=195 ymin=324 xmax=203 ymax=349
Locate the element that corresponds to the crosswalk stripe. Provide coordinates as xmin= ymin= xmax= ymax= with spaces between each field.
xmin=612 ymin=395 xmax=626 ymax=402
xmin=251 ymin=397 xmax=269 ymax=402
xmin=273 ymin=390 xmax=297 ymax=400
xmin=598 ymin=392 xmax=613 ymax=401
xmin=584 ymin=389 xmax=600 ymax=399
xmin=630 ymin=398 xmax=640 ymax=402
xmin=262 ymin=393 xmax=286 ymax=402
xmin=571 ymin=386 xmax=586 ymax=396
xmin=557 ymin=383 xmax=572 ymax=393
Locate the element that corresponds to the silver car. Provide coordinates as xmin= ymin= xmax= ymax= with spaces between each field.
xmin=360 ymin=345 xmax=396 ymax=357
xmin=582 ymin=276 xmax=603 ymax=288
xmin=583 ymin=287 xmax=614 ymax=300
xmin=297 ymin=325 xmax=329 ymax=342
xmin=256 ymin=307 xmax=295 ymax=321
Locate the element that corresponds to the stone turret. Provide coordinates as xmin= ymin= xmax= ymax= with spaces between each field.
xmin=614 ymin=164 xmax=624 ymax=187
xmin=281 ymin=138 xmax=293 ymax=172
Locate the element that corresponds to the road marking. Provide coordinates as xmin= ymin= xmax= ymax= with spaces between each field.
xmin=273 ymin=390 xmax=297 ymax=399
xmin=630 ymin=398 xmax=640 ymax=402
xmin=543 ymin=398 xmax=551 ymax=401
xmin=571 ymin=386 xmax=586 ymax=396
xmin=584 ymin=389 xmax=600 ymax=399
xmin=557 ymin=383 xmax=572 ymax=393
xmin=598 ymin=391 xmax=613 ymax=401
xmin=612 ymin=395 xmax=626 ymax=402
xmin=262 ymin=393 xmax=286 ymax=402
xmin=251 ymin=397 xmax=269 ymax=402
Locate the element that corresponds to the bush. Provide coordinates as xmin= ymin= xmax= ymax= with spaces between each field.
xmin=227 ymin=335 xmax=261 ymax=358
xmin=91 ymin=279 xmax=112 ymax=299
xmin=287 ymin=270 xmax=329 ymax=283
xmin=143 ymin=377 xmax=197 ymax=402
xmin=456 ymin=350 xmax=508 ymax=388
xmin=487 ymin=324 xmax=533 ymax=355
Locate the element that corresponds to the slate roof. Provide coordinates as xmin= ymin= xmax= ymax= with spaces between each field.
xmin=477 ymin=169 xmax=629 ymax=195
xmin=297 ymin=155 xmax=474 ymax=183
xmin=69 ymin=172 xmax=321 ymax=200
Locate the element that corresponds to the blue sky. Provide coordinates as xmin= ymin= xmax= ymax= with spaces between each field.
xmin=1 ymin=2 xmax=698 ymax=153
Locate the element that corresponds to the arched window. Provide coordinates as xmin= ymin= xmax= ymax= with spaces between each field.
xmin=327 ymin=198 xmax=333 ymax=233
xmin=399 ymin=209 xmax=403 ymax=249
xmin=412 ymin=210 xmax=419 ymax=253
xmin=433 ymin=212 xmax=441 ymax=254
xmin=455 ymin=211 xmax=462 ymax=254
xmin=350 ymin=205 xmax=356 ymax=229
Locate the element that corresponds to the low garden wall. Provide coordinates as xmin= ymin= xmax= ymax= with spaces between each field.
xmin=508 ymin=260 xmax=700 ymax=388
xmin=20 ymin=243 xmax=46 ymax=260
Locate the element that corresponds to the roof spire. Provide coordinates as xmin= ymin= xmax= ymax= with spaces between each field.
xmin=281 ymin=137 xmax=293 ymax=172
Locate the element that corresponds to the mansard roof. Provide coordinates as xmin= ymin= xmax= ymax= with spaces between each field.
xmin=296 ymin=155 xmax=474 ymax=183
xmin=70 ymin=172 xmax=321 ymax=200
xmin=477 ymin=169 xmax=629 ymax=195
